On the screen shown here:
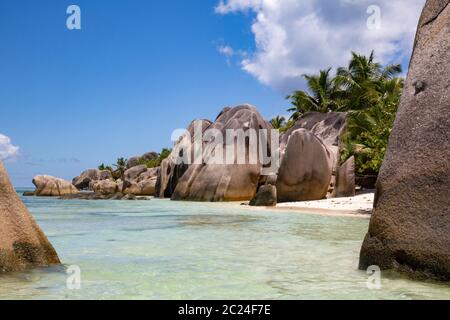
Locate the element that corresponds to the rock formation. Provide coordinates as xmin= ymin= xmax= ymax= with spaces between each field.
xmin=127 ymin=151 xmax=158 ymax=169
xmin=250 ymin=185 xmax=277 ymax=207
xmin=332 ymin=156 xmax=356 ymax=198
xmin=91 ymin=179 xmax=118 ymax=195
xmin=277 ymin=129 xmax=335 ymax=202
xmin=0 ymin=161 xmax=60 ymax=273
xmin=359 ymin=0 xmax=450 ymax=280
xmin=33 ymin=175 xmax=78 ymax=197
xmin=72 ymin=169 xmax=112 ymax=190
xmin=171 ymin=105 xmax=274 ymax=202
xmin=156 ymin=119 xmax=212 ymax=198
xmin=276 ymin=112 xmax=348 ymax=202
xmin=124 ymin=165 xmax=148 ymax=181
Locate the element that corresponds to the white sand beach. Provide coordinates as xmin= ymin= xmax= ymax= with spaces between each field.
xmin=274 ymin=191 xmax=375 ymax=217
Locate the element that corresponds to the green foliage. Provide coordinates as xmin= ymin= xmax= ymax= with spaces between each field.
xmin=143 ymin=148 xmax=172 ymax=168
xmin=98 ymin=163 xmax=113 ymax=172
xmin=270 ymin=116 xmax=286 ymax=129
xmin=113 ymin=157 xmax=128 ymax=179
xmin=287 ymin=68 xmax=343 ymax=120
xmin=286 ymin=51 xmax=403 ymax=175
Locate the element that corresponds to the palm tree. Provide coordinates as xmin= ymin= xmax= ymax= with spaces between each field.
xmin=270 ymin=116 xmax=286 ymax=129
xmin=113 ymin=157 xmax=128 ymax=179
xmin=341 ymin=73 xmax=404 ymax=174
xmin=334 ymin=51 xmax=402 ymax=111
xmin=285 ymin=50 xmax=404 ymax=176
xmin=287 ymin=68 xmax=342 ymax=120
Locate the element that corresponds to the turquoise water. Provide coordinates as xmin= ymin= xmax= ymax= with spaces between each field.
xmin=0 ymin=191 xmax=449 ymax=300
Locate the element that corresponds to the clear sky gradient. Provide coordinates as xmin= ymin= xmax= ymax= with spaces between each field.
xmin=0 ymin=0 xmax=423 ymax=186
xmin=1 ymin=0 xmax=288 ymax=186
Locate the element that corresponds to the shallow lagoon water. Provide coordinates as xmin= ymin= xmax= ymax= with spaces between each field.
xmin=0 ymin=191 xmax=449 ymax=300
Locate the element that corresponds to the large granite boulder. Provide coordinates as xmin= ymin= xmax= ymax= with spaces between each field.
xmin=91 ymin=179 xmax=118 ymax=195
xmin=123 ymin=167 xmax=159 ymax=196
xmin=281 ymin=112 xmax=347 ymax=149
xmin=126 ymin=157 xmax=142 ymax=169
xmin=0 ymin=161 xmax=60 ymax=273
xmin=172 ymin=105 xmax=274 ymax=202
xmin=332 ymin=156 xmax=356 ymax=198
xmin=276 ymin=129 xmax=335 ymax=202
xmin=72 ymin=169 xmax=112 ymax=190
xmin=127 ymin=151 xmax=158 ymax=169
xmin=124 ymin=165 xmax=148 ymax=181
xmin=359 ymin=0 xmax=450 ymax=280
xmin=156 ymin=119 xmax=212 ymax=198
xmin=276 ymin=112 xmax=348 ymax=202
xmin=33 ymin=175 xmax=78 ymax=197
xmin=137 ymin=168 xmax=159 ymax=182
xmin=142 ymin=152 xmax=158 ymax=161
xmin=123 ymin=178 xmax=157 ymax=196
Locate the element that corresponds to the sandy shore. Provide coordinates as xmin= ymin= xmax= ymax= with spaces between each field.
xmin=273 ymin=191 xmax=375 ymax=217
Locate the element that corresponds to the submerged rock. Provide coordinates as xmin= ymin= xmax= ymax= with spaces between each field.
xmin=0 ymin=161 xmax=60 ymax=273
xmin=33 ymin=175 xmax=78 ymax=197
xmin=359 ymin=0 xmax=450 ymax=280
xmin=59 ymin=192 xmax=149 ymax=201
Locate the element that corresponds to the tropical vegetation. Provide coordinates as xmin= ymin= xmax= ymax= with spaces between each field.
xmin=97 ymin=148 xmax=172 ymax=178
xmin=139 ymin=148 xmax=172 ymax=168
xmin=281 ymin=51 xmax=404 ymax=175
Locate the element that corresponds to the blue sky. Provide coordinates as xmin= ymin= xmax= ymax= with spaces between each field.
xmin=1 ymin=0 xmax=287 ymax=186
xmin=0 ymin=0 xmax=424 ymax=186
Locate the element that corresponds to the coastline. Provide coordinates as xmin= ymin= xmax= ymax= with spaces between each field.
xmin=240 ymin=191 xmax=374 ymax=218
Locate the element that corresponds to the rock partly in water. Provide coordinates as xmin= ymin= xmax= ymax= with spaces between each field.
xmin=359 ymin=0 xmax=450 ymax=281
xmin=172 ymin=105 xmax=274 ymax=202
xmin=250 ymin=185 xmax=277 ymax=207
xmin=0 ymin=161 xmax=60 ymax=273
xmin=33 ymin=175 xmax=78 ymax=197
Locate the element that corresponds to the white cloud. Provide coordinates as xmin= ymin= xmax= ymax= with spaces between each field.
xmin=0 ymin=134 xmax=19 ymax=161
xmin=216 ymin=0 xmax=426 ymax=92
xmin=217 ymin=45 xmax=235 ymax=57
